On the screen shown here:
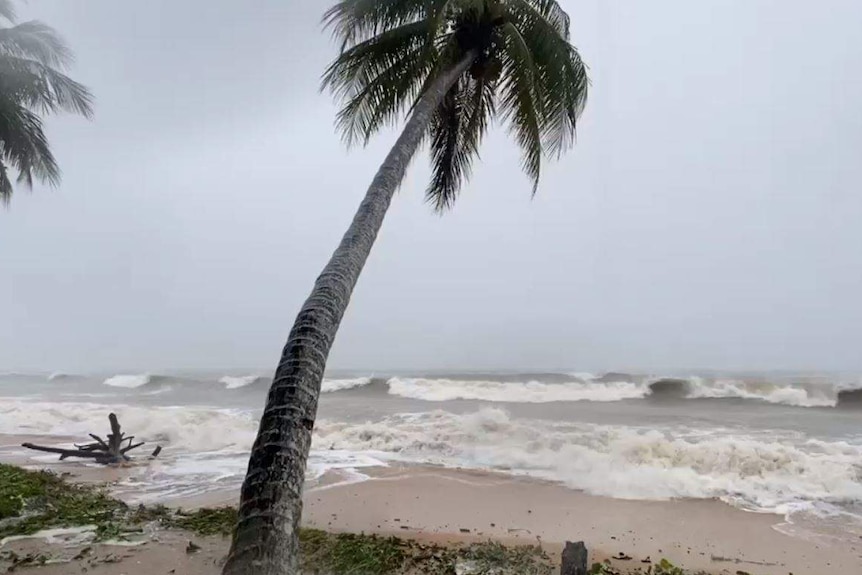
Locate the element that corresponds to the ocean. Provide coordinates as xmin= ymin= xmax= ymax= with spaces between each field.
xmin=1 ymin=369 xmax=861 ymax=545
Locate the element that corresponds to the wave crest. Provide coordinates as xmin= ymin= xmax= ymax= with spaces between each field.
xmin=322 ymin=377 xmax=374 ymax=393
xmin=386 ymin=377 xmax=646 ymax=403
xmin=384 ymin=374 xmax=857 ymax=408
xmin=103 ymin=374 xmax=153 ymax=388
xmin=220 ymin=375 xmax=265 ymax=390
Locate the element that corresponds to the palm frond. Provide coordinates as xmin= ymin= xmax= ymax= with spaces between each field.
xmin=0 ymin=6 xmax=92 ymax=206
xmin=0 ymin=21 xmax=74 ymax=67
xmin=407 ymin=28 xmax=462 ymax=111
xmin=323 ymin=20 xmax=439 ymax=145
xmin=504 ymin=0 xmax=570 ymax=39
xmin=322 ymin=20 xmax=437 ymax=101
xmin=507 ymin=2 xmax=587 ymax=156
xmin=0 ymin=95 xmax=61 ymax=203
xmin=461 ymin=74 xmax=497 ymax=154
xmin=0 ymin=0 xmax=15 ymax=24
xmin=497 ymin=21 xmax=542 ymax=193
xmin=0 ymin=55 xmax=93 ymax=117
xmin=427 ymin=80 xmax=468 ymax=211
xmin=324 ymin=0 xmax=441 ymax=49
xmin=426 ymin=73 xmax=496 ymax=211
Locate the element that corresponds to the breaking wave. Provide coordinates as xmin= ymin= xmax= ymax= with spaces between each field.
xmin=0 ymin=400 xmax=258 ymax=453
xmin=322 ymin=377 xmax=374 ymax=393
xmin=313 ymin=407 xmax=862 ymax=515
xmin=387 ymin=377 xmax=645 ymax=403
xmin=219 ymin=376 xmax=374 ymax=393
xmin=103 ymin=374 xmax=158 ymax=388
xmin=42 ymin=371 xmax=862 ymax=409
xmin=96 ymin=373 xmax=376 ymax=394
xmin=675 ymin=377 xmax=837 ymax=407
xmin=385 ymin=375 xmax=860 ymax=408
xmin=220 ymin=375 xmax=266 ymax=390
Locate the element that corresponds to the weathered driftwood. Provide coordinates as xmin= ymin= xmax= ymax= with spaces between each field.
xmin=21 ymin=412 xmax=160 ymax=465
xmin=560 ymin=541 xmax=588 ymax=575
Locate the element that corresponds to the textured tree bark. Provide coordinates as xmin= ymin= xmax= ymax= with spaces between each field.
xmin=222 ymin=52 xmax=477 ymax=575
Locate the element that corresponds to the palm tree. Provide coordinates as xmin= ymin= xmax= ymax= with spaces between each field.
xmin=0 ymin=0 xmax=92 ymax=206
xmin=223 ymin=1 xmax=588 ymax=573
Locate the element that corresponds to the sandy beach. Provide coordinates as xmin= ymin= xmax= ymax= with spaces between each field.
xmin=2 ymin=439 xmax=859 ymax=575
xmin=305 ymin=467 xmax=861 ymax=574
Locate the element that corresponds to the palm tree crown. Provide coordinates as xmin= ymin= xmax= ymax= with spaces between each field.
xmin=0 ymin=0 xmax=92 ymax=205
xmin=323 ymin=0 xmax=588 ymax=210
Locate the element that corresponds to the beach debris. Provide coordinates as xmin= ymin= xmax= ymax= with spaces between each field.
xmin=560 ymin=540 xmax=587 ymax=575
xmin=185 ymin=540 xmax=201 ymax=554
xmin=614 ymin=552 xmax=632 ymax=560
xmin=21 ymin=413 xmax=161 ymax=465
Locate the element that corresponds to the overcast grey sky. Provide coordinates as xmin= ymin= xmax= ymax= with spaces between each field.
xmin=1 ymin=0 xmax=861 ymax=373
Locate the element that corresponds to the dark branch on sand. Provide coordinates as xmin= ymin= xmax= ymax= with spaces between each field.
xmin=21 ymin=413 xmax=162 ymax=465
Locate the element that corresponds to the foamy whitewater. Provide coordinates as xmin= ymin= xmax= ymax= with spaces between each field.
xmin=1 ymin=370 xmax=860 ymax=543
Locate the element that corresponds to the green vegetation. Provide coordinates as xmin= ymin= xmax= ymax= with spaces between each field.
xmin=300 ymin=529 xmax=407 ymax=575
xmin=0 ymin=463 xmax=126 ymax=540
xmin=589 ymin=558 xmax=712 ymax=575
xmin=652 ymin=558 xmax=685 ymax=575
xmin=169 ymin=506 xmax=238 ymax=536
xmin=440 ymin=540 xmax=553 ymax=575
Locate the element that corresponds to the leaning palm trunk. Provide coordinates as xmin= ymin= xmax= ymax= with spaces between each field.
xmin=222 ymin=52 xmax=476 ymax=575
xmin=223 ymin=1 xmax=590 ymax=571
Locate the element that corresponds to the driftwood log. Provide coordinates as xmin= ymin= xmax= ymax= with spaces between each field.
xmin=22 ymin=413 xmax=161 ymax=465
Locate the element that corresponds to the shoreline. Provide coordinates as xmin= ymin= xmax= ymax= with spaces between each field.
xmin=2 ymin=435 xmax=860 ymax=574
xmin=300 ymin=466 xmax=860 ymax=575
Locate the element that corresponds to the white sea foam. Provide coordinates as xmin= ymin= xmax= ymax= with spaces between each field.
xmin=386 ymin=377 xmax=647 ymax=403
xmin=322 ymin=377 xmax=373 ymax=393
xmin=567 ymin=372 xmax=600 ymax=381
xmin=103 ymin=374 xmax=152 ymax=388
xmin=0 ymin=400 xmax=258 ymax=452
xmin=312 ymin=407 xmax=862 ymax=515
xmin=0 ymin=399 xmax=384 ymax=503
xmin=219 ymin=375 xmax=263 ymax=389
